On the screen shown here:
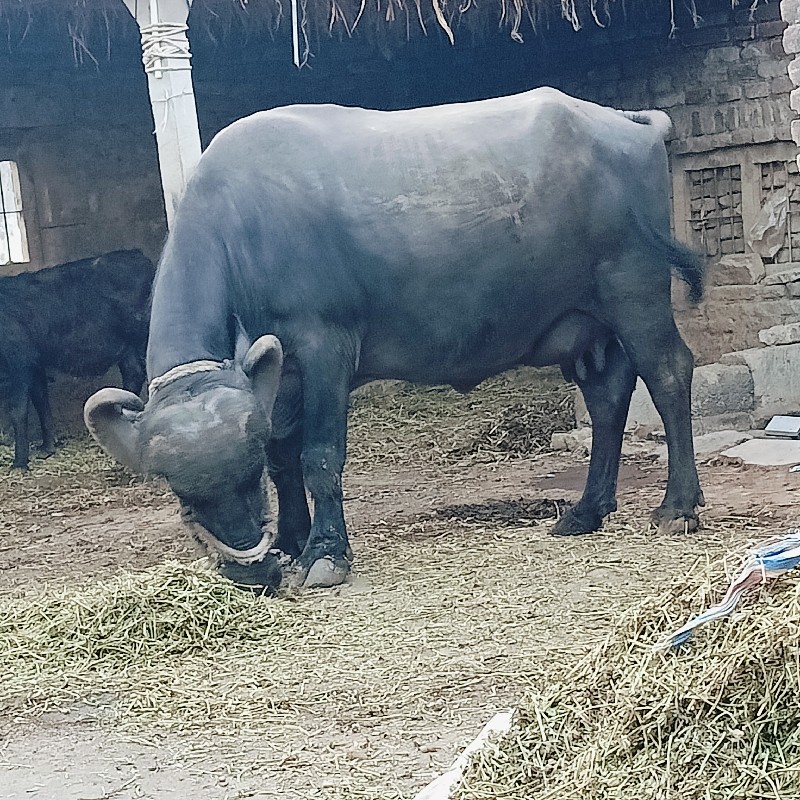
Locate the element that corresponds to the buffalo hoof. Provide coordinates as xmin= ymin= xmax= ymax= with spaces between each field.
xmin=651 ymin=507 xmax=700 ymax=535
xmin=550 ymin=506 xmax=603 ymax=537
xmin=11 ymin=461 xmax=29 ymax=471
xmin=303 ymin=556 xmax=350 ymax=588
xmin=217 ymin=555 xmax=284 ymax=594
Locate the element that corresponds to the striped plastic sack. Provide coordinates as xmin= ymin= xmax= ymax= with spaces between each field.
xmin=655 ymin=529 xmax=800 ymax=650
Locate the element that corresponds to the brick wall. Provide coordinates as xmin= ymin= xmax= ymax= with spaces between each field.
xmin=0 ymin=16 xmax=166 ymax=276
xmin=544 ymin=3 xmax=799 ymax=365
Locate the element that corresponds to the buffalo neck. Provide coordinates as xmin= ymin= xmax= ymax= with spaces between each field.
xmin=146 ymin=233 xmax=234 ymax=380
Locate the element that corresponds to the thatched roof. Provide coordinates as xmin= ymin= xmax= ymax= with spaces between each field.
xmin=0 ymin=0 xmax=760 ymax=64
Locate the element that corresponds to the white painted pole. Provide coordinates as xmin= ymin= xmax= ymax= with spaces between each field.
xmin=123 ymin=0 xmax=202 ymax=227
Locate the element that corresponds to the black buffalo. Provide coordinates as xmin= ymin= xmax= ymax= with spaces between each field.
xmin=1 ymin=249 xmax=154 ymax=469
xmin=85 ymin=88 xmax=704 ymax=591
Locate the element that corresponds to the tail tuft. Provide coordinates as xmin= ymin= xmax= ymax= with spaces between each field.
xmin=633 ymin=212 xmax=705 ymax=305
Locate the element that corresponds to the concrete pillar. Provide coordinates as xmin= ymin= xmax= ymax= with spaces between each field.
xmin=123 ymin=0 xmax=201 ymax=226
xmin=782 ymin=0 xmax=800 ymax=170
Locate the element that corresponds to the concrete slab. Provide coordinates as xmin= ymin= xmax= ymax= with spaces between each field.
xmin=721 ymin=437 xmax=800 ymax=465
xmin=694 ymin=430 xmax=753 ymax=455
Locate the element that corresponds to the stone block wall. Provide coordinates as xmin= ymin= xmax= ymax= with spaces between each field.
xmin=551 ymin=2 xmax=793 ymax=157
xmin=783 ymin=0 xmax=800 ymax=152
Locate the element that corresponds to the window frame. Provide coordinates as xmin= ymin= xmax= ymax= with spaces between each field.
xmin=0 ymin=159 xmax=30 ymax=266
xmin=672 ymin=142 xmax=799 ymax=268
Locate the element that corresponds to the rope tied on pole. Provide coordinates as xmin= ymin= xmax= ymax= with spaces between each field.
xmin=140 ymin=22 xmax=192 ymax=75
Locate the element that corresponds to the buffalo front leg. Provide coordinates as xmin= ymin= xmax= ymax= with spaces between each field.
xmin=267 ymin=429 xmax=311 ymax=559
xmin=295 ymin=343 xmax=355 ymax=588
xmin=552 ymin=338 xmax=636 ymax=536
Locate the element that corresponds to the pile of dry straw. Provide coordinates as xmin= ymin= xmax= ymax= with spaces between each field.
xmin=454 ymin=552 xmax=800 ymax=800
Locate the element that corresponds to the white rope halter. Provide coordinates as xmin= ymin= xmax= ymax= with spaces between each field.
xmin=192 ymin=524 xmax=275 ymax=566
xmin=148 ymin=360 xmax=225 ymax=397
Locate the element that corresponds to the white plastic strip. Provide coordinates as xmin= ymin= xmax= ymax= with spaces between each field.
xmin=290 ymin=0 xmax=300 ymax=67
xmin=414 ymin=710 xmax=514 ymax=800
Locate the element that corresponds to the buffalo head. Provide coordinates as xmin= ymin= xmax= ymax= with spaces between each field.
xmin=84 ymin=335 xmax=284 ymax=592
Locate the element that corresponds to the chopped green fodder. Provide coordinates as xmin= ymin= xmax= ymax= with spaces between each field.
xmin=454 ymin=554 xmax=800 ymax=800
xmin=0 ymin=561 xmax=282 ymax=666
xmin=0 ymin=561 xmax=322 ymax=721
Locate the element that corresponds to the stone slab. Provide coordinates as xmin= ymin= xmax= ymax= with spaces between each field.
xmin=722 ymin=437 xmax=800 ymax=465
xmin=720 ymin=342 xmax=800 ymax=412
xmin=758 ymin=322 xmax=800 ymax=345
xmin=692 ymin=412 xmax=755 ymax=435
xmin=764 ymin=267 xmax=800 ymax=284
xmin=623 ymin=362 xmax=755 ymax=431
xmin=694 ymin=430 xmax=754 ymax=455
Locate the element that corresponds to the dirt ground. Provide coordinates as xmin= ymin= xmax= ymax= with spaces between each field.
xmin=0 ymin=375 xmax=798 ymax=800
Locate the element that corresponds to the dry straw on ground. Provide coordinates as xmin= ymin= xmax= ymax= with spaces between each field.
xmin=453 ymin=550 xmax=800 ymax=800
xmin=347 ymin=369 xmax=574 ymax=470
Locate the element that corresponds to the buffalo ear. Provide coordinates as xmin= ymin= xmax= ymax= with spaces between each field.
xmin=243 ymin=335 xmax=283 ymax=420
xmin=83 ymin=388 xmax=145 ymax=473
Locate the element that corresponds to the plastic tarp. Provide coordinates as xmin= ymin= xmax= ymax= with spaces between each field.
xmin=747 ymin=189 xmax=789 ymax=259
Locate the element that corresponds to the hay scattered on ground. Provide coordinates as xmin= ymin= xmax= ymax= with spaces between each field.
xmin=348 ymin=369 xmax=574 ymax=471
xmin=0 ymin=437 xmax=171 ymax=534
xmin=0 ymin=371 xmax=787 ymax=799
xmin=0 ymin=561 xmax=285 ymax=667
xmin=454 ymin=549 xmax=800 ymax=800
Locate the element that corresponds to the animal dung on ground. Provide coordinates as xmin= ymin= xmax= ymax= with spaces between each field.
xmin=452 ymin=547 xmax=800 ymax=800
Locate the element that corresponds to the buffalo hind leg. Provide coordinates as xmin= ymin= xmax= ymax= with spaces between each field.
xmin=267 ymin=429 xmax=311 ymax=559
xmin=604 ymin=261 xmax=704 ymax=533
xmin=633 ymin=327 xmax=703 ymax=533
xmin=30 ymin=369 xmax=56 ymax=456
xmin=552 ymin=338 xmax=636 ymax=536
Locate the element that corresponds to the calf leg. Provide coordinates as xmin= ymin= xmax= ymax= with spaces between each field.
xmin=552 ymin=338 xmax=636 ymax=535
xmin=30 ymin=369 xmax=56 ymax=455
xmin=8 ymin=374 xmax=32 ymax=470
xmin=267 ymin=429 xmax=311 ymax=559
xmin=118 ymin=350 xmax=146 ymax=396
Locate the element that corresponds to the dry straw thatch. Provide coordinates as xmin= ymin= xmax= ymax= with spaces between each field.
xmin=453 ymin=550 xmax=800 ymax=800
xmin=0 ymin=0 xmax=759 ymax=61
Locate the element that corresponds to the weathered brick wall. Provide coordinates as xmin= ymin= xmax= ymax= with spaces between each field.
xmin=783 ymin=0 xmax=800 ymax=150
xmin=551 ymin=3 xmax=793 ymax=156
xmin=547 ymin=3 xmax=799 ymax=366
xmin=0 ymin=19 xmax=166 ymax=276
